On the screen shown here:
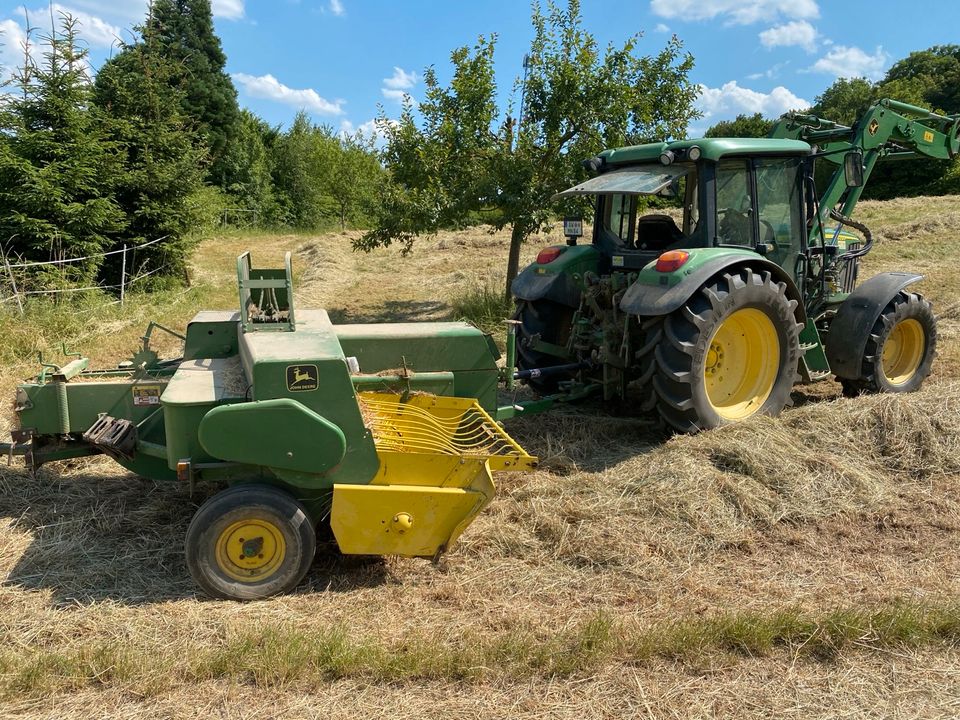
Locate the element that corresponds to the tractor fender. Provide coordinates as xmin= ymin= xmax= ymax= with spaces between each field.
xmin=619 ymin=253 xmax=806 ymax=323
xmin=825 ymin=271 xmax=923 ymax=379
xmin=511 ymin=265 xmax=582 ymax=308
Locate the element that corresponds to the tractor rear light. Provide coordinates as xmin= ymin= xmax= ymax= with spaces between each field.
xmin=536 ymin=246 xmax=564 ymax=264
xmin=655 ymin=250 xmax=690 ymax=272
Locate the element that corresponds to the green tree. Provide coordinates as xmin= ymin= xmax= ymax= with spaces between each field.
xmin=359 ymin=0 xmax=698 ymax=296
xmin=271 ymin=111 xmax=333 ymax=228
xmin=146 ymin=0 xmax=239 ymax=186
xmin=0 ymin=14 xmax=124 ymax=285
xmin=221 ymin=109 xmax=280 ymax=224
xmin=808 ymin=77 xmax=875 ymax=125
xmin=704 ymin=113 xmax=773 ymax=138
xmin=93 ymin=13 xmax=207 ymax=280
xmin=324 ymin=132 xmax=384 ymax=231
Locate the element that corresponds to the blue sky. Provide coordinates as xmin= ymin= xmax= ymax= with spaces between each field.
xmin=1 ymin=0 xmax=958 ymax=138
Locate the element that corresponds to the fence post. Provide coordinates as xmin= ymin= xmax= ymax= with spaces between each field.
xmin=120 ymin=243 xmax=128 ymax=306
xmin=3 ymin=253 xmax=24 ymax=316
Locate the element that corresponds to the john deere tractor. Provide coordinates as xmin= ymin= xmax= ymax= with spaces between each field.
xmin=512 ymin=98 xmax=957 ymax=432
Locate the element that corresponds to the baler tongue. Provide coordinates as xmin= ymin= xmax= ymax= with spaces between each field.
xmin=330 ymin=392 xmax=537 ymax=558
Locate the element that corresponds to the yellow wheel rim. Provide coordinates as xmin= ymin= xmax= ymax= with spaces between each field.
xmin=704 ymin=308 xmax=780 ymax=421
xmin=215 ymin=518 xmax=286 ymax=583
xmin=881 ymin=318 xmax=924 ymax=386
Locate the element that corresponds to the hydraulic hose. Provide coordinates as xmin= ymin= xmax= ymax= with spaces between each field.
xmin=828 ymin=209 xmax=874 ymax=260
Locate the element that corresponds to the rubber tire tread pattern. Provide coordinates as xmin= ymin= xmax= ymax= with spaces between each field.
xmin=512 ymin=299 xmax=576 ymax=395
xmin=651 ymin=268 xmax=803 ymax=433
xmin=839 ymin=291 xmax=936 ymax=396
xmin=185 ymin=483 xmax=316 ymax=601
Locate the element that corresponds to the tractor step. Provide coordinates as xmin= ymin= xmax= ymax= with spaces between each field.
xmin=82 ymin=414 xmax=138 ymax=460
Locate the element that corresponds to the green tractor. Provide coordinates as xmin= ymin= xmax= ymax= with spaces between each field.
xmin=512 ymin=99 xmax=957 ymax=432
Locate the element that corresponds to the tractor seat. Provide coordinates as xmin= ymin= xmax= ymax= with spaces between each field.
xmin=635 ymin=214 xmax=684 ymax=251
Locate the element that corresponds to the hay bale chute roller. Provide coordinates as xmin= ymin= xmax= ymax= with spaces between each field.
xmin=4 ymin=252 xmax=536 ymax=600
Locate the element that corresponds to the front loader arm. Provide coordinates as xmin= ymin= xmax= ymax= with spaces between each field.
xmin=770 ymin=98 xmax=960 ymax=232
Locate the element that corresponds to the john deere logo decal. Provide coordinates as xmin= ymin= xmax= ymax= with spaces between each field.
xmin=868 ymin=119 xmax=880 ymax=136
xmin=286 ymin=364 xmax=318 ymax=392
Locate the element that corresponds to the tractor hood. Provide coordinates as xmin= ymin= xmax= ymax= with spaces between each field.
xmin=552 ymin=164 xmax=690 ymax=200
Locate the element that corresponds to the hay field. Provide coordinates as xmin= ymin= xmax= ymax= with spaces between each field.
xmin=2 ymin=197 xmax=960 ymax=718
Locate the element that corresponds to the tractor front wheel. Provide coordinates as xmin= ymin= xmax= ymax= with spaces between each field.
xmin=652 ymin=268 xmax=802 ymax=433
xmin=839 ymin=292 xmax=936 ymax=396
xmin=185 ymin=484 xmax=316 ymax=600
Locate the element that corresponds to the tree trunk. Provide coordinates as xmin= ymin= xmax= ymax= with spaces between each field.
xmin=505 ymin=222 xmax=526 ymax=301
xmin=340 ymin=204 xmax=346 ymax=231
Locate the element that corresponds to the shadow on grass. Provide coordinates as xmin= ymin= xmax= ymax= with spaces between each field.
xmin=0 ymin=466 xmax=388 ymax=607
xmin=326 ymin=299 xmax=450 ymax=324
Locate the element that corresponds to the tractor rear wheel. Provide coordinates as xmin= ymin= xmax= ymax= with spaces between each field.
xmin=652 ymin=268 xmax=802 ymax=433
xmin=185 ymin=484 xmax=316 ymax=600
xmin=839 ymin=292 xmax=936 ymax=396
xmin=513 ymin=299 xmax=576 ymax=395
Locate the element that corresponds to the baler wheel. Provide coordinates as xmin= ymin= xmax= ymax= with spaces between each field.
xmin=185 ymin=484 xmax=316 ymax=600
xmin=840 ymin=291 xmax=936 ymax=396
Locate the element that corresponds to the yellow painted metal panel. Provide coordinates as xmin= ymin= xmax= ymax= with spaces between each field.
xmin=331 ymin=470 xmax=493 ymax=557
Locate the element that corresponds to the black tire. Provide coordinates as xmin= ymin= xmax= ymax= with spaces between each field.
xmin=185 ymin=483 xmax=316 ymax=600
xmin=652 ymin=267 xmax=803 ymax=433
xmin=839 ymin=292 xmax=936 ymax=396
xmin=513 ymin=299 xmax=576 ymax=395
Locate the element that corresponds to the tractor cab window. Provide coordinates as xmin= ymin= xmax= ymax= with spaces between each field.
xmin=755 ymin=157 xmax=804 ymax=269
xmin=606 ymin=193 xmax=636 ymax=244
xmin=715 ymin=160 xmax=754 ymax=247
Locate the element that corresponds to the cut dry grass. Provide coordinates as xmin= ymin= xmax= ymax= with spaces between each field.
xmin=2 ymin=197 xmax=960 ymax=717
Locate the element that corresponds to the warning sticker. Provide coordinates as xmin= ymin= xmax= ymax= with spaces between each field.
xmin=133 ymin=385 xmax=162 ymax=406
xmin=286 ymin=364 xmax=319 ymax=392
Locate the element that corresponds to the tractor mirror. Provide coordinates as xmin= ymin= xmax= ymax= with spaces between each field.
xmin=844 ymin=151 xmax=864 ymax=188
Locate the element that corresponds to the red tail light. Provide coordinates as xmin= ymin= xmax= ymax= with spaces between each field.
xmin=536 ymin=246 xmax=564 ymax=264
xmin=655 ymin=250 xmax=690 ymax=273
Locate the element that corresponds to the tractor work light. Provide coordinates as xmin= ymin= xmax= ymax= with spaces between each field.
xmin=536 ymin=246 xmax=565 ymax=264
xmin=687 ymin=145 xmax=702 ymax=161
xmin=659 ymin=150 xmax=675 ymax=165
xmin=655 ymin=250 xmax=690 ymax=272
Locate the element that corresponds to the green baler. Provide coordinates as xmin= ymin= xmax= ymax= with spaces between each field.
xmin=7 ymin=252 xmax=535 ymax=600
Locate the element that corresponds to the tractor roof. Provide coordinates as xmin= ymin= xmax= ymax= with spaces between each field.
xmin=600 ymin=137 xmax=812 ymax=165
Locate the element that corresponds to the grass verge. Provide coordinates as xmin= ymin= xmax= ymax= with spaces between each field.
xmin=2 ymin=602 xmax=959 ymax=698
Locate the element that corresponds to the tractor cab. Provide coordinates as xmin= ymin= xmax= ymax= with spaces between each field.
xmin=553 ymin=138 xmax=812 ymax=283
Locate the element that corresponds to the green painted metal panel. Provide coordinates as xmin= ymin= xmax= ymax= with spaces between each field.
xmin=183 ymin=311 xmax=241 ymax=360
xmin=239 ymin=308 xmax=380 ymax=488
xmin=335 ymin=321 xmax=501 ymax=412
xmin=198 ymin=398 xmax=347 ymax=474
xmin=630 ymin=246 xmax=754 ymax=289
xmin=799 ymin=320 xmax=830 ymax=373
xmin=600 ymin=138 xmax=811 ymax=166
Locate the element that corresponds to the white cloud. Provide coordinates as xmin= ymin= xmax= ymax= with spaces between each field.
xmin=211 ymin=0 xmax=244 ymax=20
xmin=759 ymin=20 xmax=817 ymax=52
xmin=807 ymin=45 xmax=889 ymax=80
xmin=329 ymin=0 xmax=345 ymax=16
xmin=382 ymin=88 xmax=412 ymax=103
xmin=383 ymin=66 xmax=416 ymax=90
xmin=0 ymin=18 xmax=27 ymax=78
xmin=697 ymin=81 xmax=809 ymax=120
xmin=233 ymin=72 xmax=345 ymax=115
xmin=381 ymin=66 xmax=417 ymax=104
xmin=650 ymin=0 xmax=818 ymax=25
xmin=45 ymin=4 xmax=121 ymax=47
xmin=653 ymin=23 xmax=670 ymax=33
xmin=746 ymin=62 xmax=788 ymax=80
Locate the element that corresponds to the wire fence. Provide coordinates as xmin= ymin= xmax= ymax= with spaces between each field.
xmin=0 ymin=235 xmax=177 ymax=315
